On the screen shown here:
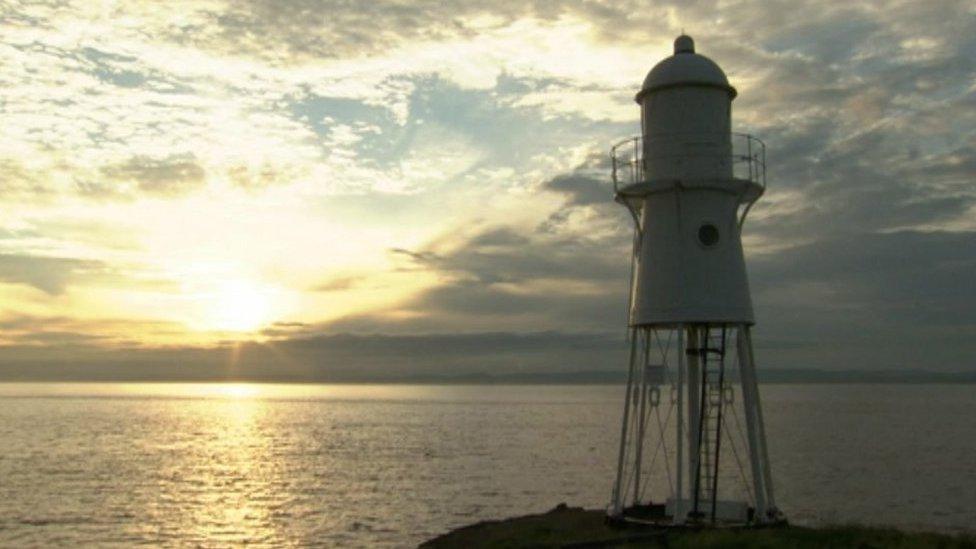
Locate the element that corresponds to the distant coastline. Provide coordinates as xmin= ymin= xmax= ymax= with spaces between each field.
xmin=373 ymin=368 xmax=976 ymax=385
xmin=0 ymin=367 xmax=973 ymax=384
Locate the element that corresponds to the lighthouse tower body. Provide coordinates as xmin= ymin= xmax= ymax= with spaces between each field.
xmin=609 ymin=36 xmax=781 ymax=526
xmin=626 ymin=35 xmax=757 ymax=325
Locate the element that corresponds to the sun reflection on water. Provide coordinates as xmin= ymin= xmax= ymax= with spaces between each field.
xmin=169 ymin=386 xmax=285 ymax=545
xmin=211 ymin=383 xmax=261 ymax=399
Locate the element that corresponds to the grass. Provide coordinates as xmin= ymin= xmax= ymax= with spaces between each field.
xmin=420 ymin=505 xmax=976 ymax=548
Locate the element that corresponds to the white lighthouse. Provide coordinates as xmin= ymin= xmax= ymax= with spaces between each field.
xmin=608 ymin=35 xmax=783 ymax=526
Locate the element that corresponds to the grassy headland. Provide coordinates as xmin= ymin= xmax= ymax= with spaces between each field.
xmin=420 ymin=505 xmax=975 ymax=548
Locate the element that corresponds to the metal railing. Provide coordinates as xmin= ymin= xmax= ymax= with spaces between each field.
xmin=610 ymin=132 xmax=767 ymax=193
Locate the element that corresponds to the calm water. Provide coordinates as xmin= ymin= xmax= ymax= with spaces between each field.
xmin=0 ymin=383 xmax=973 ymax=547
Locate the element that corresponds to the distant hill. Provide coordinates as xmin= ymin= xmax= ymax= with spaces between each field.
xmin=1 ymin=364 xmax=973 ymax=384
xmin=373 ymin=368 xmax=976 ymax=385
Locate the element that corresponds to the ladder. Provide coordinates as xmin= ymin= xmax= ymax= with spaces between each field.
xmin=691 ymin=326 xmax=727 ymax=523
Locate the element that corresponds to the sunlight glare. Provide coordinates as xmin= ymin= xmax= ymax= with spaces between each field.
xmin=205 ymin=280 xmax=272 ymax=332
xmin=212 ymin=383 xmax=261 ymax=399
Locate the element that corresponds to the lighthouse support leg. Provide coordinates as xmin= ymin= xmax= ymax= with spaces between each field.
xmin=611 ymin=326 xmax=641 ymax=516
xmin=633 ymin=330 xmax=650 ymax=504
xmin=737 ymin=324 xmax=771 ymax=521
xmin=673 ymin=325 xmax=686 ymax=524
xmin=744 ymin=326 xmax=778 ymax=515
xmin=685 ymin=326 xmax=702 ymax=517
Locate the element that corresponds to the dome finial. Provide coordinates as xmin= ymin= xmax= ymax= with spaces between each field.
xmin=674 ymin=34 xmax=694 ymax=54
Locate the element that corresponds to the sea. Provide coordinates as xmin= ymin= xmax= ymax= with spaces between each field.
xmin=0 ymin=383 xmax=973 ymax=547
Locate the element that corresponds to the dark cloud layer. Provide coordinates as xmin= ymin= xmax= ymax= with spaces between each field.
xmin=0 ymin=330 xmax=626 ymax=381
xmin=749 ymin=230 xmax=976 ymax=368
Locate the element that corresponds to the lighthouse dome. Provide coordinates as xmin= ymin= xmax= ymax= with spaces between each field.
xmin=636 ymin=35 xmax=737 ymax=102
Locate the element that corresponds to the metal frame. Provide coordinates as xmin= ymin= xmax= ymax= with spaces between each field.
xmin=610 ymin=132 xmax=767 ymax=194
xmin=610 ymin=132 xmax=766 ymax=230
xmin=610 ymin=323 xmax=780 ymax=525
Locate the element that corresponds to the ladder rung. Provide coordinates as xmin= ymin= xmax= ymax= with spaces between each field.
xmin=685 ymin=348 xmax=724 ymax=356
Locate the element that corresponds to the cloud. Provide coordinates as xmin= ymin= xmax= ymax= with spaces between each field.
xmin=0 ymin=158 xmax=57 ymax=200
xmin=746 ymin=229 xmax=976 ymax=370
xmin=0 ymin=329 xmax=626 ymax=381
xmin=327 ymin=181 xmax=632 ymax=334
xmin=543 ymin=153 xmax=614 ymax=207
xmin=98 ymin=153 xmax=206 ymax=197
xmin=0 ymin=254 xmax=108 ymax=295
xmin=0 ymin=313 xmax=187 ymax=348
xmin=310 ymin=275 xmax=366 ymax=292
xmin=752 ymin=230 xmax=976 ymax=327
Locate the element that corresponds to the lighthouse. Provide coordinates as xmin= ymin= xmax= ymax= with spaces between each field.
xmin=608 ymin=35 xmax=783 ymax=525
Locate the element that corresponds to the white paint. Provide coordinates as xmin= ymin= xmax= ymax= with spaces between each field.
xmin=620 ymin=35 xmax=762 ymax=326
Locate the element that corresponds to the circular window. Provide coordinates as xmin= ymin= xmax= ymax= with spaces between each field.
xmin=698 ymin=223 xmax=720 ymax=247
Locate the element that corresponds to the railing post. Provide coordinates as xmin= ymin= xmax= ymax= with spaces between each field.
xmin=611 ymin=150 xmax=618 ymax=193
xmin=761 ymin=143 xmax=766 ymax=189
xmin=633 ymin=137 xmax=639 ymax=184
xmin=746 ymin=136 xmax=753 ymax=183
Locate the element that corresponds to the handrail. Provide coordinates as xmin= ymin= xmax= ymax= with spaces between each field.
xmin=610 ymin=132 xmax=766 ymax=230
xmin=610 ymin=132 xmax=766 ymax=193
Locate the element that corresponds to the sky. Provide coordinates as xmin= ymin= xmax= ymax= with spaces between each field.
xmin=0 ymin=0 xmax=974 ymax=380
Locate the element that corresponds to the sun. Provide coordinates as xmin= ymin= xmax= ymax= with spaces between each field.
xmin=204 ymin=280 xmax=273 ymax=333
